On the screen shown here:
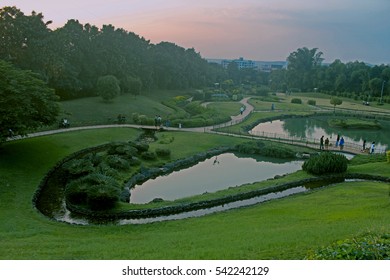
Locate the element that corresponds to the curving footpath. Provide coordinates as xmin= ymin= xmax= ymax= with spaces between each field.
xmin=7 ymin=97 xmax=254 ymax=139
xmin=6 ymin=97 xmax=370 ymax=155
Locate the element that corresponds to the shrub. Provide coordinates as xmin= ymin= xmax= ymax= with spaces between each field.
xmin=302 ymin=152 xmax=348 ymax=175
xmin=104 ymin=155 xmax=131 ymax=170
xmin=96 ymin=162 xmax=120 ymax=178
xmin=65 ymin=182 xmax=89 ymax=205
xmin=307 ymin=232 xmax=390 ymax=260
xmin=87 ymin=184 xmax=121 ymax=210
xmin=107 ymin=143 xmax=138 ymax=157
xmin=235 ymin=141 xmax=296 ymax=159
xmin=261 ymin=143 xmax=296 ymax=159
xmin=141 ymin=151 xmax=157 ymax=160
xmin=83 ymin=153 xmax=103 ymax=167
xmin=291 ymin=98 xmax=302 ymax=104
xmin=129 ymin=141 xmax=149 ymax=152
xmin=62 ymin=158 xmax=95 ymax=177
xmin=158 ymin=134 xmax=174 ymax=144
xmin=156 ymin=148 xmax=171 ymax=158
xmin=65 ymin=173 xmax=121 ymax=210
xmin=307 ymin=100 xmax=316 ymax=106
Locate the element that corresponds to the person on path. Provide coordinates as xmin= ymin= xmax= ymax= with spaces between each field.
xmin=339 ymin=137 xmax=345 ymax=150
xmin=370 ymin=142 xmax=375 ymax=154
xmin=335 ymin=134 xmax=340 ymax=147
xmin=320 ymin=136 xmax=324 ymax=150
xmin=240 ymin=106 xmax=245 ymax=115
xmin=325 ymin=137 xmax=329 ymax=150
xmin=362 ymin=139 xmax=367 ymax=152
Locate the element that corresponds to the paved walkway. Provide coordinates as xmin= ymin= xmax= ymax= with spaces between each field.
xmin=7 ymin=97 xmax=254 ymax=139
xmin=6 ymin=97 xmax=373 ymax=155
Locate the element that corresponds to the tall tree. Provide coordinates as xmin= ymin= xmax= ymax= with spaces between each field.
xmin=96 ymin=75 xmax=120 ymax=102
xmin=0 ymin=60 xmax=59 ymax=143
xmin=286 ymin=47 xmax=324 ymax=91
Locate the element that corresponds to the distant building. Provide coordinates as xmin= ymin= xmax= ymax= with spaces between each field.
xmin=207 ymin=58 xmax=287 ymax=72
xmin=221 ymin=57 xmax=255 ymax=69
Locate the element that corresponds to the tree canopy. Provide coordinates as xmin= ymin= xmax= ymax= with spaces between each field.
xmin=0 ymin=59 xmax=59 ymax=142
xmin=0 ymin=6 xmax=224 ymax=100
xmin=1 ymin=6 xmax=389 ymax=104
xmin=96 ymin=75 xmax=120 ymax=102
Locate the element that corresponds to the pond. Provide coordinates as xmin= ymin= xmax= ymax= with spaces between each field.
xmin=130 ymin=153 xmax=303 ymax=204
xmin=249 ymin=117 xmax=389 ymax=152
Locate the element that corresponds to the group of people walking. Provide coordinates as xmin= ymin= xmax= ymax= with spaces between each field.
xmin=319 ymin=134 xmax=376 ymax=154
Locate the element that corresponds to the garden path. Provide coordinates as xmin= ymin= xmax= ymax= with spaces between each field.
xmin=6 ymin=97 xmax=370 ymax=155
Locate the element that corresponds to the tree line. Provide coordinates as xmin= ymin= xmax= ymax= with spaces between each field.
xmin=0 ymin=6 xmax=226 ymax=100
xmin=269 ymin=47 xmax=390 ymax=102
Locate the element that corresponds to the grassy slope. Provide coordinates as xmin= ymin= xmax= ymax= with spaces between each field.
xmin=58 ymin=90 xmax=243 ymax=127
xmin=1 ymin=129 xmax=389 ymax=259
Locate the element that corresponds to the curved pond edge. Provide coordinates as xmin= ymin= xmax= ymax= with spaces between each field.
xmin=65 ymin=173 xmax=390 ymax=221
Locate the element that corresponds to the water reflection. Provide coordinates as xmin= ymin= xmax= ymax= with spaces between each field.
xmin=130 ymin=153 xmax=303 ymax=204
xmin=250 ymin=117 xmax=389 ymax=151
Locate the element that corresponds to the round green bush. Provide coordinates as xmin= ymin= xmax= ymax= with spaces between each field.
xmin=302 ymin=152 xmax=348 ymax=175
xmin=291 ymin=98 xmax=302 ymax=104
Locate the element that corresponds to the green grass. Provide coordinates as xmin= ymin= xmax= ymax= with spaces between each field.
xmin=249 ymin=97 xmax=314 ymax=111
xmin=1 ymin=129 xmax=390 ymax=259
xmin=57 ymin=90 xmax=237 ymax=128
xmin=2 ymin=90 xmax=390 ymax=260
xmin=59 ymin=93 xmax=176 ymax=126
xmin=207 ymin=102 xmax=243 ymax=117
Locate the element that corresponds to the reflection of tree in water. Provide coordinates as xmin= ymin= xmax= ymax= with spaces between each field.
xmin=282 ymin=118 xmax=310 ymax=138
xmin=282 ymin=117 xmax=390 ymax=149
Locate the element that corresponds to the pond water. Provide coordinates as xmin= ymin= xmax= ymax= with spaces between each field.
xmin=250 ymin=117 xmax=389 ymax=152
xmin=130 ymin=153 xmax=303 ymax=204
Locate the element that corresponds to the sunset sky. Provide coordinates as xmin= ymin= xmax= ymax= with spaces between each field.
xmin=2 ymin=0 xmax=390 ymax=64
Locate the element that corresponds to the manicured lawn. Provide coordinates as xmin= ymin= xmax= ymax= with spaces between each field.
xmin=59 ymin=94 xmax=176 ymax=126
xmin=207 ymin=102 xmax=242 ymax=117
xmin=0 ymin=129 xmax=389 ymax=259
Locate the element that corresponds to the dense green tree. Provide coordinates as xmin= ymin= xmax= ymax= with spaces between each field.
xmin=286 ymin=47 xmax=324 ymax=91
xmin=96 ymin=75 xmax=120 ymax=102
xmin=0 ymin=60 xmax=59 ymax=142
xmin=121 ymin=75 xmax=142 ymax=97
xmin=369 ymin=78 xmax=383 ymax=97
xmin=330 ymin=97 xmax=343 ymax=113
xmin=2 ymin=6 xmax=389 ymax=101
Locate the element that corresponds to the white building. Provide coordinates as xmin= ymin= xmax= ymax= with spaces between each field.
xmin=208 ymin=58 xmax=287 ymax=72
